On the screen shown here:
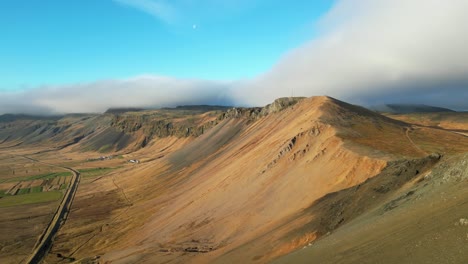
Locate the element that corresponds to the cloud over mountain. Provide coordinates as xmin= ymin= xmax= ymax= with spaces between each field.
xmin=235 ymin=0 xmax=468 ymax=109
xmin=0 ymin=76 xmax=233 ymax=115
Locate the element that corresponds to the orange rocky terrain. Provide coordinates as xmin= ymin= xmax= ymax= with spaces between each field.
xmin=1 ymin=96 xmax=467 ymax=264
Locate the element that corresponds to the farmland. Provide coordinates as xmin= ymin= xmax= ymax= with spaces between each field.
xmin=0 ymin=147 xmax=127 ymax=263
xmin=0 ymin=191 xmax=63 ymax=208
xmin=0 ymin=152 xmax=72 ymax=262
xmin=0 ymin=171 xmax=71 ymax=200
xmin=0 ymin=155 xmax=64 ymax=180
xmin=79 ymin=167 xmax=119 ymax=178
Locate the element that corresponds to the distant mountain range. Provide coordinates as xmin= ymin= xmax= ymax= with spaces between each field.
xmin=369 ymin=104 xmax=455 ymax=114
xmin=105 ymin=105 xmax=232 ymax=114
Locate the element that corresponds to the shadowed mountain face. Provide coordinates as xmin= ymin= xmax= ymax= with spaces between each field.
xmin=1 ymin=96 xmax=467 ymax=264
xmin=0 ymin=107 xmax=227 ymax=152
xmin=369 ymin=104 xmax=455 ymax=114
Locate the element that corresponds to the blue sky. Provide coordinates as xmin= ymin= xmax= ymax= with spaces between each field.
xmin=1 ymin=1 xmax=467 ymax=114
xmin=0 ymin=0 xmax=333 ymax=90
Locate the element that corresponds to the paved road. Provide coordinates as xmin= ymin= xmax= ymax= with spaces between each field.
xmin=20 ymin=156 xmax=81 ymax=264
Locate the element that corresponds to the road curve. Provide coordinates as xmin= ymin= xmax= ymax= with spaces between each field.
xmin=20 ymin=156 xmax=81 ymax=264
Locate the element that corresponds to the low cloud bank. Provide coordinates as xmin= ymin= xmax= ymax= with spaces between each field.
xmin=0 ymin=76 xmax=233 ymax=115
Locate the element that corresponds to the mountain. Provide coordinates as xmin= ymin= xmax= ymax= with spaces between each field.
xmin=104 ymin=107 xmax=146 ymax=114
xmin=163 ymin=105 xmax=233 ymax=111
xmin=384 ymin=111 xmax=468 ymax=132
xmin=104 ymin=105 xmax=232 ymax=114
xmin=1 ymin=96 xmax=467 ymax=264
xmin=369 ymin=103 xmax=455 ymax=114
xmin=0 ymin=113 xmax=62 ymax=123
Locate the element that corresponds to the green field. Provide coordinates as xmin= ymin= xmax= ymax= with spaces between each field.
xmin=17 ymin=188 xmax=30 ymax=195
xmin=1 ymin=171 xmax=71 ymax=183
xmin=30 ymin=186 xmax=43 ymax=193
xmin=0 ymin=191 xmax=62 ymax=207
xmin=79 ymin=167 xmax=118 ymax=178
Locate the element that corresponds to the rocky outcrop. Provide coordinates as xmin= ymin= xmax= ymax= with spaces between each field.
xmin=218 ymin=97 xmax=305 ymax=121
xmin=106 ymin=97 xmax=305 ymax=145
xmin=424 ymin=152 xmax=468 ymax=184
xmin=266 ymin=124 xmax=324 ymax=170
xmin=109 ymin=115 xmax=220 ymax=139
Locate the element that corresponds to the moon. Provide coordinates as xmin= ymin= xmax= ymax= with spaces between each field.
xmin=192 ymin=24 xmax=197 ymax=29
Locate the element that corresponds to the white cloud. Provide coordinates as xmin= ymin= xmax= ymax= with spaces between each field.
xmin=113 ymin=0 xmax=261 ymax=26
xmin=233 ymin=0 xmax=468 ymax=109
xmin=114 ymin=0 xmax=178 ymax=23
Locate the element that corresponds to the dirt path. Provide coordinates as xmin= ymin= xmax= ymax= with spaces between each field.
xmin=19 ymin=156 xmax=81 ymax=264
xmin=405 ymin=127 xmax=428 ymax=155
xmin=64 ymin=174 xmax=133 ymax=259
